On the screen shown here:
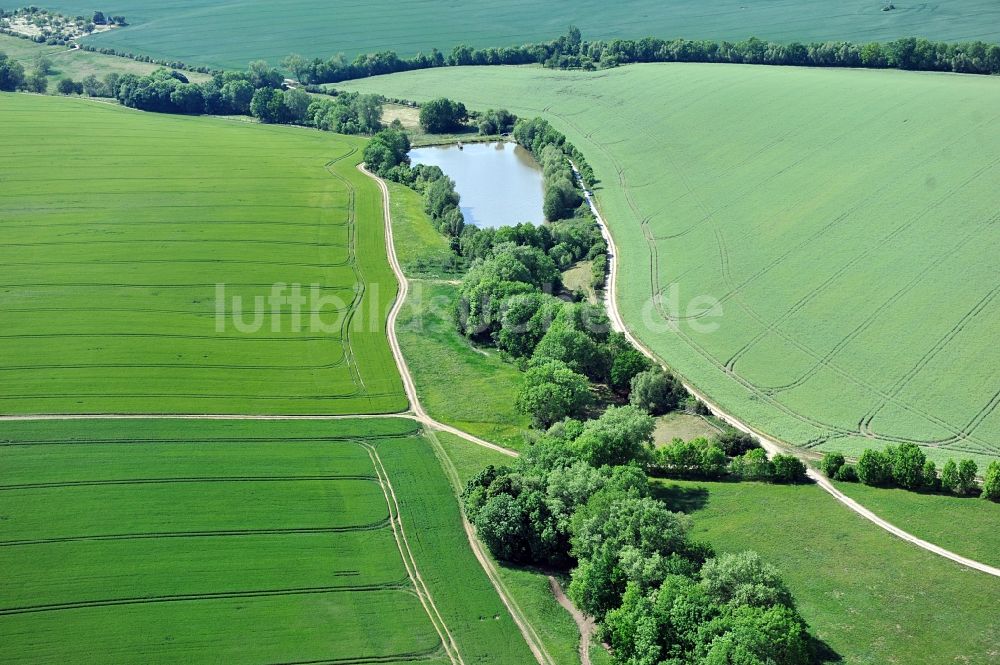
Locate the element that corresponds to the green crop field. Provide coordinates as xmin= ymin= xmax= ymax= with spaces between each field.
xmin=0 ymin=93 xmax=404 ymax=415
xmin=0 ymin=417 xmax=535 ymax=664
xmin=341 ymin=64 xmax=1000 ymax=468
xmin=654 ymin=479 xmax=1000 ymax=664
xmin=38 ymin=0 xmax=1000 ymax=69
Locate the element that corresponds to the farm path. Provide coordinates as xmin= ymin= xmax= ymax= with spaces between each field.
xmin=361 ymin=163 xmax=551 ymax=665
xmin=572 ymin=163 xmax=1000 ymax=580
xmin=548 ymin=576 xmax=596 ymax=665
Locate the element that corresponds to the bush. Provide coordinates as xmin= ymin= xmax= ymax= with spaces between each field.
xmin=982 ymin=461 xmax=1000 ymax=502
xmin=820 ymin=452 xmax=846 ymax=478
xmin=56 ymin=77 xmax=81 ymax=95
xmin=715 ymin=429 xmax=760 ymax=457
xmin=731 ymin=448 xmax=772 ymax=481
xmin=857 ymin=449 xmax=893 ymax=486
xmin=629 ymin=368 xmax=684 ymax=416
xmin=771 ymin=455 xmax=808 ymax=483
xmin=419 ymin=97 xmax=467 ymax=133
xmin=956 ymin=459 xmax=978 ymax=496
xmin=515 ymin=359 xmax=592 ymax=427
xmin=608 ymin=348 xmax=650 ymax=394
xmin=834 ymin=463 xmax=858 ymax=482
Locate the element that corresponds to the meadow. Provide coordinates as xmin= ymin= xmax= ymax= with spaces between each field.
xmin=0 ymin=417 xmax=536 ymax=664
xmin=40 ymin=0 xmax=1000 ymax=69
xmin=654 ymin=479 xmax=1000 ymax=664
xmin=833 ymin=481 xmax=1000 ymax=568
xmin=0 ymin=33 xmax=211 ymax=88
xmin=388 ymin=178 xmax=532 ymax=449
xmin=0 ymin=93 xmax=404 ymax=415
xmin=341 ymin=64 xmax=1000 ymax=468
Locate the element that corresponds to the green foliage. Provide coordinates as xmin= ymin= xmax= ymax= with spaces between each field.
xmin=889 ymin=443 xmax=926 ymax=490
xmin=363 ymin=127 xmax=410 ymax=175
xmin=712 ymin=429 xmax=760 ymax=457
xmin=629 ymin=368 xmax=684 ymax=416
xmin=857 ymin=449 xmax=893 ymax=487
xmin=609 ymin=348 xmax=651 ymax=394
xmin=983 ymin=461 xmax=1000 ymax=502
xmin=820 ymin=452 xmax=846 ymax=478
xmin=771 ymin=454 xmax=808 ymax=484
xmin=571 ymin=405 xmax=655 ymax=468
xmin=0 ymin=51 xmax=26 ymax=91
xmin=730 ymin=448 xmax=773 ymax=482
xmin=656 ymin=437 xmax=728 ymax=479
xmin=956 ymin=459 xmax=978 ymax=496
xmin=418 ymin=96 xmax=467 ymax=133
xmin=833 ymin=463 xmax=858 ymax=482
xmin=515 ymin=359 xmax=592 ymax=427
xmin=477 ymin=107 xmax=515 ymax=135
xmin=940 ymin=459 xmax=959 ymax=494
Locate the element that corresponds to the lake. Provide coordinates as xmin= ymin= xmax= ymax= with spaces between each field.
xmin=408 ymin=142 xmax=544 ymax=228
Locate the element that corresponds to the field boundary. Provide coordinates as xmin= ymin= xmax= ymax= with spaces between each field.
xmin=362 ymin=441 xmax=464 ymax=665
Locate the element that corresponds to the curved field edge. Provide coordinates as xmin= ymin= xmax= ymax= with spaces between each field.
xmin=338 ymin=64 xmax=1000 ymax=468
xmin=0 ymin=93 xmax=405 ymax=415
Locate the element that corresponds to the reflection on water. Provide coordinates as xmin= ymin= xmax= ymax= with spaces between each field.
xmin=408 ymin=142 xmax=545 ymax=228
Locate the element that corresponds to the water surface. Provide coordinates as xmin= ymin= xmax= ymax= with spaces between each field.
xmin=409 ymin=142 xmax=544 ymax=228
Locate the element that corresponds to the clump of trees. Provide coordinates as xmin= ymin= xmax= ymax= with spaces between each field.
xmin=653 ymin=433 xmax=807 ymax=483
xmin=48 ymin=62 xmax=382 ymax=136
xmin=463 ymin=406 xmax=816 ymax=662
xmin=820 ymin=445 xmax=997 ymax=501
xmin=418 ymin=97 xmax=467 ymax=133
xmin=0 ymin=51 xmax=25 ymax=91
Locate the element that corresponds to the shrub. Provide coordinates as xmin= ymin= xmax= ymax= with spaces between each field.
xmin=820 ymin=452 xmax=846 ymax=478
xmin=515 ymin=359 xmax=592 ymax=427
xmin=857 ymin=449 xmax=893 ymax=486
xmin=940 ymin=460 xmax=959 ymax=494
xmin=419 ymin=97 xmax=467 ymax=133
xmin=834 ymin=463 xmax=858 ymax=482
xmin=629 ymin=368 xmax=684 ymax=416
xmin=982 ymin=461 xmax=1000 ymax=502
xmin=771 ymin=455 xmax=808 ymax=483
xmin=956 ymin=459 xmax=978 ymax=496
xmin=714 ymin=429 xmax=760 ymax=457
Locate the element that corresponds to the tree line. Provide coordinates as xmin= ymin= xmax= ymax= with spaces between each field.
xmin=37 ymin=62 xmax=382 ymax=136
xmin=463 ymin=405 xmax=819 ymax=663
xmin=820 ymin=444 xmax=1000 ymax=501
xmin=291 ymin=27 xmax=1000 ymax=86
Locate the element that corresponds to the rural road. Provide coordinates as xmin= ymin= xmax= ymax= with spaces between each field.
xmin=573 ymin=164 xmax=1000 ymax=580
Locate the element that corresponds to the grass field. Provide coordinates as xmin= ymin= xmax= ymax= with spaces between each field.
xmin=0 ymin=93 xmax=404 ymax=415
xmin=0 ymin=34 xmax=211 ymax=90
xmin=654 ymin=478 xmax=1000 ymax=664
xmin=387 ymin=179 xmax=532 ymax=448
xmin=341 ymin=64 xmax=1000 ymax=468
xmin=398 ymin=281 xmax=531 ymax=450
xmin=37 ymin=1 xmax=1000 ymax=69
xmin=0 ymin=418 xmax=536 ymax=664
xmin=833 ymin=481 xmax=1000 ymax=568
